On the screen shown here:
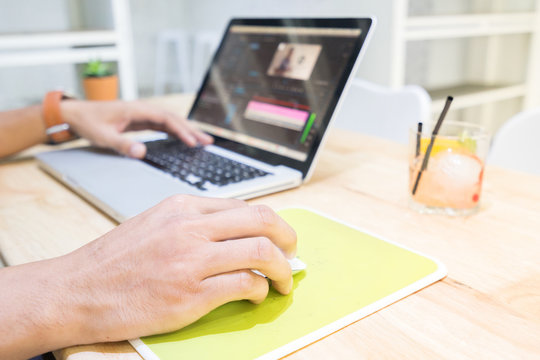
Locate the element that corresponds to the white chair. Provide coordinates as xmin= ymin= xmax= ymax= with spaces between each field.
xmin=154 ymin=30 xmax=220 ymax=94
xmin=333 ymin=78 xmax=431 ymax=144
xmin=154 ymin=30 xmax=192 ymax=95
xmin=190 ymin=31 xmax=220 ymax=92
xmin=488 ymin=108 xmax=540 ymax=175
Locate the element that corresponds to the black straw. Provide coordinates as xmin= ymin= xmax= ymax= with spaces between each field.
xmin=412 ymin=96 xmax=453 ymax=196
xmin=415 ymin=122 xmax=423 ymax=157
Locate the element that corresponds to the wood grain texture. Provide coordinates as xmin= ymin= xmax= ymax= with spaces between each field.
xmin=0 ymin=94 xmax=539 ymax=359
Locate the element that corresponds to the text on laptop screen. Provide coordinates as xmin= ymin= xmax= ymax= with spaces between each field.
xmin=189 ymin=24 xmax=362 ymax=161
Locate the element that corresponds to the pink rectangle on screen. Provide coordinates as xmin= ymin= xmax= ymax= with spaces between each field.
xmin=246 ymin=100 xmax=309 ymax=123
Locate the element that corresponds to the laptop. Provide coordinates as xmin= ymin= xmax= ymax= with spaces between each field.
xmin=37 ymin=18 xmax=374 ymax=222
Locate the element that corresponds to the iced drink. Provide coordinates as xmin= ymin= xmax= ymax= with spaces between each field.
xmin=409 ymin=122 xmax=490 ymax=215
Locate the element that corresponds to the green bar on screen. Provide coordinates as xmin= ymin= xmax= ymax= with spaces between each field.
xmin=300 ymin=113 xmax=316 ymax=144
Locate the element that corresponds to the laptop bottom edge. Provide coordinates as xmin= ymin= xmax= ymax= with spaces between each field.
xmin=38 ymin=159 xmax=302 ymax=223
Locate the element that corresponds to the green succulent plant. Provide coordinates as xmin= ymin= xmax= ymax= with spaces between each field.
xmin=83 ymin=60 xmax=114 ymax=78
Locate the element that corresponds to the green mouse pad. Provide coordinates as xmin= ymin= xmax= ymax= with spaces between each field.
xmin=131 ymin=208 xmax=446 ymax=360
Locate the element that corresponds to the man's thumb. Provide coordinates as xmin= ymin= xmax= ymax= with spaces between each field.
xmin=127 ymin=142 xmax=147 ymax=158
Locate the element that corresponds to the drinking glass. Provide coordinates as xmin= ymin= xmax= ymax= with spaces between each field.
xmin=409 ymin=121 xmax=490 ymax=216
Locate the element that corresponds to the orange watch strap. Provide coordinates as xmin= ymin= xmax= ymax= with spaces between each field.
xmin=42 ymin=91 xmax=75 ymax=144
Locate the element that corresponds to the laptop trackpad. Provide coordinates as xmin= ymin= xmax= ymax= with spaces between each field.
xmin=39 ymin=148 xmax=200 ymax=220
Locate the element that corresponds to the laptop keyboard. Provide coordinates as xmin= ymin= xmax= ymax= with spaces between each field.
xmin=144 ymin=138 xmax=269 ymax=190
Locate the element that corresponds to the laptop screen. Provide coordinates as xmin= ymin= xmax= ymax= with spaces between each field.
xmin=188 ymin=18 xmax=373 ymax=177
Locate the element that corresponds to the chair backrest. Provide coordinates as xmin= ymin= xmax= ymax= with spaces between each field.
xmin=488 ymin=107 xmax=540 ymax=175
xmin=191 ymin=31 xmax=220 ymax=91
xmin=333 ymin=78 xmax=431 ymax=144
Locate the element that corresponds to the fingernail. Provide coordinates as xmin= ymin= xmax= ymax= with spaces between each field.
xmin=203 ymin=133 xmax=213 ymax=141
xmin=187 ymin=135 xmax=197 ymax=146
xmin=129 ymin=143 xmax=146 ymax=158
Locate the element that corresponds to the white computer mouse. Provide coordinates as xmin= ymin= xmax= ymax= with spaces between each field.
xmin=252 ymin=257 xmax=306 ymax=278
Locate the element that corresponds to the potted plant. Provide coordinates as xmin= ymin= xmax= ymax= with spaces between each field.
xmin=82 ymin=60 xmax=118 ymax=100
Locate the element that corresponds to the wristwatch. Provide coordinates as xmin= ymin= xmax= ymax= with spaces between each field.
xmin=42 ymin=90 xmax=76 ymax=144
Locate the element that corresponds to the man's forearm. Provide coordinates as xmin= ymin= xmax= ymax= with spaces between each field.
xmin=0 ymin=105 xmax=48 ymax=158
xmin=0 ymin=256 xmax=84 ymax=359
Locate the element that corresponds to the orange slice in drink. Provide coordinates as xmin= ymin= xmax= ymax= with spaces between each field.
xmin=419 ymin=136 xmax=476 ymax=157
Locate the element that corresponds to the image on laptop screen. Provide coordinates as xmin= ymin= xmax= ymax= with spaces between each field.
xmin=189 ymin=21 xmax=364 ymax=163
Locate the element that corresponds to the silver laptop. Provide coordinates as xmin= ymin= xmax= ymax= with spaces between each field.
xmin=37 ymin=18 xmax=374 ymax=222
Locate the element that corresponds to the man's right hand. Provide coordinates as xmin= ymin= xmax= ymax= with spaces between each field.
xmin=0 ymin=195 xmax=297 ymax=360
xmin=60 ymin=195 xmax=297 ymax=344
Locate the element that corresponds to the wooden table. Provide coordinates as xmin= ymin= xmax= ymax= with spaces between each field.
xmin=1 ymin=94 xmax=539 ymax=359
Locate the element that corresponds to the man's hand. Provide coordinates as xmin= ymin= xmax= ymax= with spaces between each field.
xmin=0 ymin=195 xmax=296 ymax=359
xmin=61 ymin=100 xmax=213 ymax=158
xmin=71 ymin=195 xmax=296 ymax=340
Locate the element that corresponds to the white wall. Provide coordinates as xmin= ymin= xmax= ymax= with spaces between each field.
xmin=0 ymin=0 xmax=77 ymax=109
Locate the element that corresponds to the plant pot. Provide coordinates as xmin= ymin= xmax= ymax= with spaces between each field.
xmin=83 ymin=75 xmax=119 ymax=101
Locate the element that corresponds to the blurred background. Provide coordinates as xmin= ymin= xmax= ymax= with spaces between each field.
xmin=1 ymin=0 xmax=539 ymax=134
